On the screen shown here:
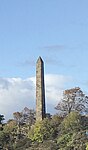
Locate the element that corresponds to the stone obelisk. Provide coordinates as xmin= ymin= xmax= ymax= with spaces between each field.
xmin=36 ymin=57 xmax=46 ymax=121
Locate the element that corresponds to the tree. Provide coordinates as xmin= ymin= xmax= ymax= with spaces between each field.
xmin=61 ymin=111 xmax=81 ymax=132
xmin=13 ymin=138 xmax=31 ymax=150
xmin=21 ymin=107 xmax=35 ymax=126
xmin=13 ymin=111 xmax=23 ymax=140
xmin=27 ymin=140 xmax=58 ymax=150
xmin=0 ymin=121 xmax=17 ymax=150
xmin=57 ymin=112 xmax=88 ymax=150
xmin=28 ymin=118 xmax=56 ymax=142
xmin=13 ymin=112 xmax=22 ymax=126
xmin=0 ymin=114 xmax=4 ymax=124
xmin=55 ymin=87 xmax=88 ymax=115
xmin=86 ymin=143 xmax=88 ymax=150
xmin=13 ymin=107 xmax=35 ymax=127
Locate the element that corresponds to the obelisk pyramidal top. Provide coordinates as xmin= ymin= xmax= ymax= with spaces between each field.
xmin=36 ymin=56 xmax=46 ymax=121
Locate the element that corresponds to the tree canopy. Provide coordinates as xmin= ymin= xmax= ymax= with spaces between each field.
xmin=55 ymin=87 xmax=88 ymax=115
xmin=0 ymin=114 xmax=4 ymax=124
xmin=0 ymin=87 xmax=88 ymax=149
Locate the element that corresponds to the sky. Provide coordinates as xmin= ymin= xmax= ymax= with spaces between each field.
xmin=0 ymin=0 xmax=88 ymax=120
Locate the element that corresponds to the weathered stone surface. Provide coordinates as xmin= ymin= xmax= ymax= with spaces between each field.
xmin=36 ymin=57 xmax=46 ymax=121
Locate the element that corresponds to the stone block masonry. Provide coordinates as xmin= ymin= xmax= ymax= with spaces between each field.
xmin=36 ymin=57 xmax=46 ymax=121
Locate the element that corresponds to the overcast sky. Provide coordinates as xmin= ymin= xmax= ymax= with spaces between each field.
xmin=0 ymin=0 xmax=88 ymax=120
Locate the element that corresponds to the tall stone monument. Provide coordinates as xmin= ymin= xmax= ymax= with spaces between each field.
xmin=36 ymin=56 xmax=46 ymax=121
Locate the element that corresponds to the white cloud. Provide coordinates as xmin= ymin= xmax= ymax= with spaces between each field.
xmin=45 ymin=74 xmax=66 ymax=103
xmin=0 ymin=74 xmax=70 ymax=121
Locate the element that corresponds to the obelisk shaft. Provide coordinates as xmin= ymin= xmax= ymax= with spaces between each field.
xmin=36 ymin=57 xmax=46 ymax=121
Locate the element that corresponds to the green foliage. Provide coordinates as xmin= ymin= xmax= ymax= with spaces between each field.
xmin=57 ymin=133 xmax=74 ymax=150
xmin=57 ymin=130 xmax=87 ymax=149
xmin=61 ymin=111 xmax=81 ymax=132
xmin=0 ymin=114 xmax=4 ymax=124
xmin=28 ymin=121 xmax=43 ymax=142
xmin=0 ymin=120 xmax=17 ymax=149
xmin=4 ymin=119 xmax=17 ymax=132
xmin=0 ymin=109 xmax=88 ymax=149
xmin=86 ymin=143 xmax=88 ymax=150
xmin=14 ymin=138 xmax=31 ymax=150
xmin=26 ymin=140 xmax=58 ymax=150
xmin=0 ymin=130 xmax=12 ymax=149
xmin=57 ymin=112 xmax=88 ymax=150
xmin=51 ymin=114 xmax=63 ymax=127
xmin=28 ymin=118 xmax=56 ymax=142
